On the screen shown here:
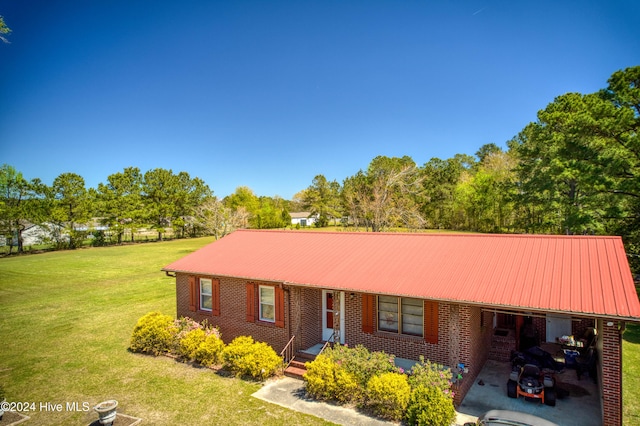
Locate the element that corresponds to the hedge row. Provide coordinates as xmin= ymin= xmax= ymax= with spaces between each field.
xmin=129 ymin=311 xmax=281 ymax=380
xmin=303 ymin=345 xmax=456 ymax=425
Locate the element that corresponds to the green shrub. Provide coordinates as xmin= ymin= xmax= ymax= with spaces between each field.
xmin=222 ymin=336 xmax=281 ymax=380
xmin=408 ymin=356 xmax=454 ymax=395
xmin=325 ymin=344 xmax=398 ymax=389
xmin=178 ymin=328 xmax=207 ymax=361
xmin=405 ymin=385 xmax=456 ymax=426
xmin=129 ymin=311 xmax=176 ymax=355
xmin=194 ymin=333 xmax=225 ymax=367
xmin=366 ymin=372 xmax=411 ymax=421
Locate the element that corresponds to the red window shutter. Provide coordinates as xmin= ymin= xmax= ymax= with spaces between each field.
xmin=188 ymin=276 xmax=197 ymax=312
xmin=424 ymin=300 xmax=439 ymax=344
xmin=246 ymin=282 xmax=255 ymax=322
xmin=362 ymin=294 xmax=374 ymax=334
xmin=211 ymin=279 xmax=220 ymax=316
xmin=275 ymin=286 xmax=285 ymax=328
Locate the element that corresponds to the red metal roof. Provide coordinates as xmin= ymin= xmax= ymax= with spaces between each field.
xmin=163 ymin=230 xmax=640 ymax=320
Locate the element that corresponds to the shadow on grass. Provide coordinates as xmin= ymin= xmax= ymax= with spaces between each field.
xmin=623 ymin=322 xmax=640 ymax=345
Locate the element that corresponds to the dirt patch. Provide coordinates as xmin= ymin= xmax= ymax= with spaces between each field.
xmin=0 ymin=411 xmax=30 ymax=425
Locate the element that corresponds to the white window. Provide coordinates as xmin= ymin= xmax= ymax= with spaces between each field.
xmin=200 ymin=278 xmax=212 ymax=311
xmin=259 ymin=285 xmax=275 ymax=322
xmin=378 ymin=296 xmax=423 ymax=337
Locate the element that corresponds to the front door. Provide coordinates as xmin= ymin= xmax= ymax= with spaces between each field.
xmin=322 ymin=290 xmax=345 ymax=343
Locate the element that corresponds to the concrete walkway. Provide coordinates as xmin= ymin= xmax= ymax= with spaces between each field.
xmin=252 ymin=376 xmax=477 ymax=426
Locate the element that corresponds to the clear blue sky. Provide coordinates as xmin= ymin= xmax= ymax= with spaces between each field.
xmin=1 ymin=1 xmax=638 ymax=199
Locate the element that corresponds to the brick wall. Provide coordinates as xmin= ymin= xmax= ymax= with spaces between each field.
xmin=601 ymin=320 xmax=622 ymax=426
xmin=175 ymin=273 xmax=290 ymax=352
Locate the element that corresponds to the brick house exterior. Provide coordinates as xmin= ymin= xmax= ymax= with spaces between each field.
xmin=164 ymin=230 xmax=640 ymax=426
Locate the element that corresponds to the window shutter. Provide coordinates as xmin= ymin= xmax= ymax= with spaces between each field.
xmin=424 ymin=300 xmax=439 ymax=344
xmin=211 ymin=279 xmax=220 ymax=316
xmin=246 ymin=282 xmax=255 ymax=322
xmin=275 ymin=286 xmax=285 ymax=328
xmin=188 ymin=276 xmax=197 ymax=312
xmin=362 ymin=294 xmax=374 ymax=334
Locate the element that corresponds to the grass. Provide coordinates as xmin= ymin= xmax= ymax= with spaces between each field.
xmin=623 ymin=319 xmax=640 ymax=425
xmin=0 ymin=238 xmax=332 ymax=425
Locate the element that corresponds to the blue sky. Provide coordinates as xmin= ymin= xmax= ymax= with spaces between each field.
xmin=1 ymin=1 xmax=638 ymax=199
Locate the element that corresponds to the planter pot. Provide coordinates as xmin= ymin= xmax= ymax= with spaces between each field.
xmin=94 ymin=399 xmax=118 ymax=426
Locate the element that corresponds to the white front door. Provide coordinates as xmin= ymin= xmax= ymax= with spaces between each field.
xmin=546 ymin=314 xmax=572 ymax=342
xmin=322 ymin=290 xmax=345 ymax=343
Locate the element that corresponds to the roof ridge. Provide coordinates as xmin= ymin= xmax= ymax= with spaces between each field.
xmin=233 ymin=229 xmax=622 ymax=240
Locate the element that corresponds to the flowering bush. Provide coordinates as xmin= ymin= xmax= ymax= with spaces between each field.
xmin=366 ymin=372 xmax=411 ymax=421
xmin=408 ymin=356 xmax=454 ymax=396
xmin=129 ymin=311 xmax=176 ymax=355
xmin=175 ymin=318 xmax=222 ymax=362
xmin=222 ymin=336 xmax=281 ymax=380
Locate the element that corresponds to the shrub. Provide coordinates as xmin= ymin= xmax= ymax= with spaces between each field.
xmin=303 ymin=354 xmax=338 ymax=400
xmin=325 ymin=344 xmax=398 ymax=389
xmin=408 ymin=356 xmax=454 ymax=395
xmin=194 ymin=333 xmax=225 ymax=367
xmin=405 ymin=385 xmax=456 ymax=426
xmin=129 ymin=311 xmax=176 ymax=355
xmin=178 ymin=328 xmax=207 ymax=361
xmin=303 ymin=354 xmax=360 ymax=403
xmin=222 ymin=336 xmax=281 ymax=380
xmin=366 ymin=372 xmax=411 ymax=421
xmin=171 ymin=317 xmax=205 ymax=354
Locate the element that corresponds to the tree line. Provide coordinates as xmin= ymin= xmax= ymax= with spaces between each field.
xmin=1 ymin=66 xmax=639 ymax=269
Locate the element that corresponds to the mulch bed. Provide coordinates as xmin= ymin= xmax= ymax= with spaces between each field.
xmin=88 ymin=413 xmax=142 ymax=426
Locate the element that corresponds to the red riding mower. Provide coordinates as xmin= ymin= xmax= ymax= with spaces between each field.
xmin=507 ymin=363 xmax=556 ymax=407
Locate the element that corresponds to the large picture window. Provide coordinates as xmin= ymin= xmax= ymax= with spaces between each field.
xmin=378 ymin=296 xmax=424 ymax=337
xmin=200 ymin=278 xmax=212 ymax=311
xmin=259 ymin=285 xmax=275 ymax=322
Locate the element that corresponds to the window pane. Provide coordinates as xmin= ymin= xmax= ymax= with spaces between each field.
xmin=201 ymin=295 xmax=212 ymax=310
xmin=200 ymin=279 xmax=212 ymax=295
xmin=260 ymin=287 xmax=274 ymax=304
xmin=378 ymin=296 xmax=398 ymax=332
xmin=401 ymin=298 xmax=423 ymax=336
xmin=261 ymin=303 xmax=275 ymax=321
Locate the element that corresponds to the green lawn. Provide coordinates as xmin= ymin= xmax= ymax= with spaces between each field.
xmin=623 ymin=321 xmax=640 ymax=426
xmin=0 ymin=238 xmax=332 ymax=425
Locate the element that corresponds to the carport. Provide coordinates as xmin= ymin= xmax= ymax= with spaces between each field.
xmin=458 ymin=359 xmax=600 ymax=426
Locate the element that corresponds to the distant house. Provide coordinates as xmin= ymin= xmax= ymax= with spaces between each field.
xmin=290 ymin=212 xmax=318 ymax=227
xmin=163 ymin=230 xmax=640 ymax=426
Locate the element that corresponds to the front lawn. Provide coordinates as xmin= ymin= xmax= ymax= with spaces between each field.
xmin=0 ymin=238 xmax=332 ymax=425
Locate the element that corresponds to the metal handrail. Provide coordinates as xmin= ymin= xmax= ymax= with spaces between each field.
xmin=280 ymin=335 xmax=296 ymax=369
xmin=318 ymin=331 xmax=337 ymax=356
